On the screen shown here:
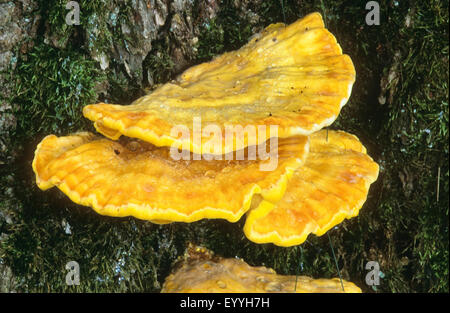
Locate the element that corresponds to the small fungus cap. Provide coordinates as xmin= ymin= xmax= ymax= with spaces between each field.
xmin=161 ymin=244 xmax=362 ymax=293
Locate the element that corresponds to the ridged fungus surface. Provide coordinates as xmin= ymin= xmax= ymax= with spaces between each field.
xmin=83 ymin=13 xmax=355 ymax=154
xmin=244 ymin=130 xmax=379 ymax=246
xmin=32 ymin=132 xmax=308 ymax=222
xmin=162 ymin=244 xmax=362 ymax=293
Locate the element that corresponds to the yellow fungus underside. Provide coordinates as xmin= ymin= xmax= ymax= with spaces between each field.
xmin=83 ymin=12 xmax=355 ymax=154
xmin=162 ymin=245 xmax=361 ymax=293
xmin=32 ymin=132 xmax=308 ymax=223
xmin=244 ymin=130 xmax=379 ymax=246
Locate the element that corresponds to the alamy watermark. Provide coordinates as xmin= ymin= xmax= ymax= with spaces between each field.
xmin=365 ymin=261 xmax=382 ymax=286
xmin=169 ymin=117 xmax=279 ymax=171
xmin=66 ymin=261 xmax=80 ymax=286
xmin=65 ymin=1 xmax=80 ymax=25
xmin=366 ymin=1 xmax=380 ymax=25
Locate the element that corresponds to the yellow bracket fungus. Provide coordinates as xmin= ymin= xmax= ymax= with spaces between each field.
xmin=31 ymin=12 xmax=378 ymax=259
xmin=32 ymin=132 xmax=308 ymax=223
xmin=162 ymin=244 xmax=361 ymax=293
xmin=83 ymin=12 xmax=355 ymax=154
xmin=244 ymin=130 xmax=379 ymax=246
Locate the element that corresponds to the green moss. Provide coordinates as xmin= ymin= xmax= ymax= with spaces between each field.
xmin=143 ymin=39 xmax=175 ymax=87
xmin=42 ymin=0 xmax=117 ymax=53
xmin=11 ymin=44 xmax=104 ymax=138
xmin=376 ymin=0 xmax=449 ymax=292
xmin=196 ymin=0 xmax=253 ymax=61
xmin=249 ymin=0 xmax=304 ymax=25
xmin=196 ymin=19 xmax=225 ymax=61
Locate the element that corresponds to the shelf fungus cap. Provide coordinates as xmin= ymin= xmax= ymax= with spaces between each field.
xmin=32 ymin=132 xmax=308 ymax=223
xmin=83 ymin=12 xmax=355 ymax=154
xmin=161 ymin=244 xmax=361 ymax=293
xmin=244 ymin=130 xmax=379 ymax=247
